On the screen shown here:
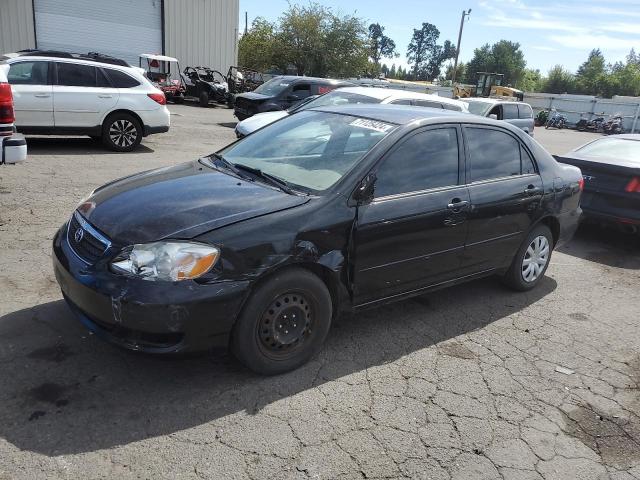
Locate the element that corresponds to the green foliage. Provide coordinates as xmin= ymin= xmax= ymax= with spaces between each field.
xmin=463 ymin=40 xmax=526 ymax=86
xmin=575 ymin=49 xmax=607 ymax=95
xmin=406 ymin=23 xmax=455 ymax=81
xmin=519 ymin=68 xmax=543 ymax=92
xmin=238 ymin=3 xmax=369 ymax=78
xmin=369 ymin=23 xmax=398 ymax=67
xmin=543 ymin=65 xmax=576 ymax=93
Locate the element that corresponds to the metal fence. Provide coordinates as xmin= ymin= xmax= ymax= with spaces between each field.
xmin=523 ymin=93 xmax=640 ymax=133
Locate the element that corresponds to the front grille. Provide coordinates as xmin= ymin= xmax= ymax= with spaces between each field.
xmin=67 ymin=213 xmax=110 ymax=263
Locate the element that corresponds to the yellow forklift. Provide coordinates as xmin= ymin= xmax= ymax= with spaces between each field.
xmin=454 ymin=72 xmax=523 ymax=101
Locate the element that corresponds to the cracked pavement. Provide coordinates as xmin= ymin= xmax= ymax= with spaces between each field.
xmin=1 ymin=107 xmax=639 ymax=479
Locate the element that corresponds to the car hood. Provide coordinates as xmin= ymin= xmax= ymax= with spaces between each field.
xmin=236 ymin=92 xmax=272 ymax=102
xmin=236 ymin=111 xmax=289 ymax=135
xmin=80 ymin=161 xmax=309 ymax=245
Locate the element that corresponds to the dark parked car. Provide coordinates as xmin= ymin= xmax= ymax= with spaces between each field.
xmin=556 ymin=134 xmax=639 ymax=233
xmin=53 ymin=105 xmax=583 ymax=374
xmin=233 ymin=75 xmax=352 ymax=120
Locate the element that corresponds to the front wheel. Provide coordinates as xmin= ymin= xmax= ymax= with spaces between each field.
xmin=231 ymin=268 xmax=332 ymax=375
xmin=102 ymin=113 xmax=142 ymax=152
xmin=502 ymin=224 xmax=553 ymax=291
xmin=199 ymin=90 xmax=210 ymax=107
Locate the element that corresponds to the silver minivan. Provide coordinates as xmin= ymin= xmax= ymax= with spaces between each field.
xmin=462 ymin=98 xmax=535 ymax=136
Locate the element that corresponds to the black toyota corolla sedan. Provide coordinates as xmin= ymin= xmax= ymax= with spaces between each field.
xmin=53 ymin=105 xmax=583 ymax=374
xmin=555 ymin=134 xmax=639 ymax=233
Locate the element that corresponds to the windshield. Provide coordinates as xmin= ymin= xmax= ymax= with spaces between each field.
xmin=293 ymin=91 xmax=380 ymax=113
xmin=463 ymin=100 xmax=492 ymax=116
xmin=217 ymin=111 xmax=395 ymax=192
xmin=577 ymin=138 xmax=639 ymax=163
xmin=254 ymin=77 xmax=292 ymax=96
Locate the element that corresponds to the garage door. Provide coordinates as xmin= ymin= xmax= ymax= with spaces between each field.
xmin=34 ymin=0 xmax=162 ymax=67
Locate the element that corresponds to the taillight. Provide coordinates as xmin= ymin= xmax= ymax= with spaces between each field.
xmin=578 ymin=177 xmax=585 ymax=191
xmin=147 ymin=92 xmax=166 ymax=105
xmin=0 ymin=83 xmax=15 ymax=124
xmin=625 ymin=177 xmax=640 ymax=193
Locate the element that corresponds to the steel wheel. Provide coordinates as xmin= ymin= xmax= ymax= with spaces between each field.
xmin=257 ymin=292 xmax=313 ymax=359
xmin=522 ymin=235 xmax=550 ymax=283
xmin=109 ymin=119 xmax=137 ymax=148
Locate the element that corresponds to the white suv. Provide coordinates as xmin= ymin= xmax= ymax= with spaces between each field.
xmin=0 ymin=63 xmax=27 ymax=164
xmin=1 ymin=50 xmax=170 ymax=152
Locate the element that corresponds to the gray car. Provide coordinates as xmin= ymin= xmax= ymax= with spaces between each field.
xmin=462 ymin=98 xmax=535 ymax=136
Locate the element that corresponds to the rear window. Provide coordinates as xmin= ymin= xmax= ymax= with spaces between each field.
xmin=8 ymin=61 xmax=49 ymax=85
xmin=577 ymin=138 xmax=639 ymax=163
xmin=104 ymin=69 xmax=140 ymax=88
xmin=518 ymin=104 xmax=533 ymax=119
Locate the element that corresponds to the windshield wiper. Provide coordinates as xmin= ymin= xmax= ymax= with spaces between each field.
xmin=206 ymin=153 xmax=246 ymax=178
xmin=233 ymin=163 xmax=296 ymax=195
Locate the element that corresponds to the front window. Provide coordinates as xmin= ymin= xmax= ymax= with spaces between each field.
xmin=463 ymin=100 xmax=492 ymax=117
xmin=254 ymin=77 xmax=293 ymax=96
xmin=290 ymin=91 xmax=380 ymax=113
xmin=215 ymin=111 xmax=396 ymax=192
xmin=577 ymin=138 xmax=639 ymax=162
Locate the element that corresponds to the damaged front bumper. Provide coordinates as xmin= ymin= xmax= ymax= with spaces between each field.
xmin=52 ymin=226 xmax=250 ymax=354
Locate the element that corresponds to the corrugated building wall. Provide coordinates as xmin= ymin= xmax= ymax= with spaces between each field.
xmin=164 ymin=0 xmax=239 ymax=73
xmin=0 ymin=0 xmax=36 ymax=54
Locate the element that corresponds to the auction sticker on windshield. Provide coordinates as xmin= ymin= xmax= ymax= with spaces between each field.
xmin=349 ymin=118 xmax=394 ymax=133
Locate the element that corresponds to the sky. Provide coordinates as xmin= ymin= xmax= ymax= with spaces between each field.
xmin=238 ymin=0 xmax=640 ymax=74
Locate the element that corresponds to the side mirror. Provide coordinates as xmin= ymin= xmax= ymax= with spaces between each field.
xmin=352 ymin=173 xmax=377 ymax=204
xmin=287 ymin=93 xmax=303 ymax=102
xmin=489 ymin=113 xmax=498 ymax=120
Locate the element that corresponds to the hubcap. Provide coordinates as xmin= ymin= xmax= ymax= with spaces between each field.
xmin=258 ymin=293 xmax=312 ymax=355
xmin=109 ymin=119 xmax=137 ymax=147
xmin=522 ymin=235 xmax=550 ymax=283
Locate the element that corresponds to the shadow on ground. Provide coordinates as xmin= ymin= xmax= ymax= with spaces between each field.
xmin=558 ymin=223 xmax=640 ymax=269
xmin=0 ymin=277 xmax=556 ymax=456
xmin=24 ymin=137 xmax=155 ymax=156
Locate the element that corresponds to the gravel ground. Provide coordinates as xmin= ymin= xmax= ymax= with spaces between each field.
xmin=1 ymin=105 xmax=639 ymax=480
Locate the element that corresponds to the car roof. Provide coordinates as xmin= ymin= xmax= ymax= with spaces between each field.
xmin=4 ymin=50 xmax=131 ymax=68
xmin=3 ymin=52 xmax=142 ymax=75
xmin=462 ymin=97 xmax=522 ymax=105
xmin=271 ymin=75 xmax=351 ymax=85
xmin=331 ymin=86 xmax=468 ymax=108
xmin=309 ymin=103 xmax=474 ymax=125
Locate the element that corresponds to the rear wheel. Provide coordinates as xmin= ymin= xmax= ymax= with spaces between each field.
xmin=102 ymin=113 xmax=142 ymax=152
xmin=231 ymin=268 xmax=332 ymax=375
xmin=502 ymin=224 xmax=553 ymax=291
xmin=199 ymin=90 xmax=210 ymax=107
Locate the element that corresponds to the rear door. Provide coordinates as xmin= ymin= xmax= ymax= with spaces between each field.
xmin=517 ymin=104 xmax=534 ymax=134
xmin=7 ymin=60 xmax=54 ymax=127
xmin=353 ymin=125 xmax=470 ymax=305
xmin=52 ymin=61 xmax=119 ymax=128
xmin=462 ymin=125 xmax=542 ymax=273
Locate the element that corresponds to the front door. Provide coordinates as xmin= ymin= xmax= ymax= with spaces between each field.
xmin=52 ymin=61 xmax=118 ymax=128
xmin=8 ymin=60 xmax=54 ymax=127
xmin=461 ymin=125 xmax=543 ymax=273
xmin=353 ymin=126 xmax=470 ymax=306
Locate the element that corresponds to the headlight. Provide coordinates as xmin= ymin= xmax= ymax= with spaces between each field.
xmin=110 ymin=242 xmax=220 ymax=282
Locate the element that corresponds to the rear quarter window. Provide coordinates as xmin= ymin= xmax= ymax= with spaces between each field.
xmin=502 ymin=104 xmax=519 ymax=120
xmin=104 ymin=69 xmax=140 ymax=88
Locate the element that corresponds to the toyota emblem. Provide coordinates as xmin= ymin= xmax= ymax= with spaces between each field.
xmin=74 ymin=228 xmax=84 ymax=243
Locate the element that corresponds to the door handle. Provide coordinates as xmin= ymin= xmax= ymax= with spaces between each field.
xmin=447 ymin=198 xmax=469 ymax=212
xmin=98 ymin=94 xmax=113 ymax=98
xmin=524 ymin=185 xmax=543 ymax=196
xmin=34 ymin=93 xmax=50 ymax=98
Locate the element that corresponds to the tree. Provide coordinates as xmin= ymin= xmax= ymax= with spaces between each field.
xmin=445 ymin=62 xmax=465 ymax=82
xmin=323 ymin=12 xmax=369 ymax=77
xmin=368 ymin=23 xmax=397 ymax=68
xmin=575 ymin=49 xmax=607 ymax=95
xmin=389 ymin=63 xmax=397 ymax=79
xmin=519 ymin=68 xmax=543 ymax=92
xmin=407 ymin=23 xmax=453 ymax=80
xmin=544 ymin=65 xmax=575 ymax=93
xmin=463 ymin=40 xmax=525 ymax=85
xmin=238 ymin=18 xmax=278 ymax=72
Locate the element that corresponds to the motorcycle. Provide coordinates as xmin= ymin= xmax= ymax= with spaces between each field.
xmin=545 ymin=109 xmax=568 ymax=129
xmin=576 ymin=114 xmax=605 ymax=133
xmin=603 ymin=113 xmax=624 ymax=135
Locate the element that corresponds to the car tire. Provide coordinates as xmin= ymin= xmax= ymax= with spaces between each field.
xmin=199 ymin=91 xmax=209 ymax=107
xmin=502 ymin=224 xmax=553 ymax=292
xmin=231 ymin=268 xmax=333 ymax=375
xmin=102 ymin=113 xmax=142 ymax=152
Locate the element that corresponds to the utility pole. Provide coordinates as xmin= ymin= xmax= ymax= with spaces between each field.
xmin=452 ymin=9 xmax=471 ymax=84
xmin=244 ymin=11 xmax=248 ymax=35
